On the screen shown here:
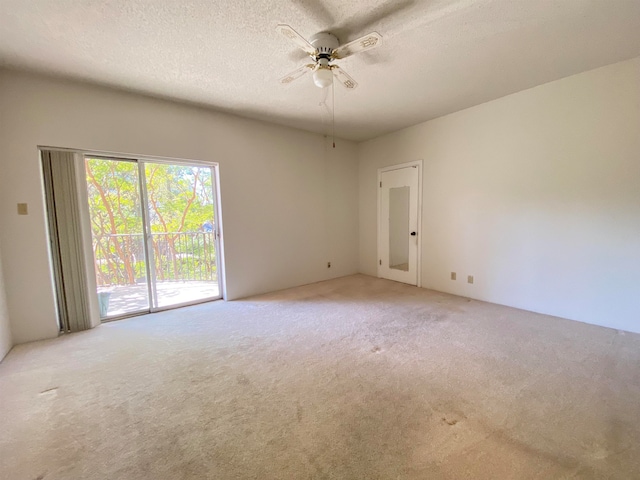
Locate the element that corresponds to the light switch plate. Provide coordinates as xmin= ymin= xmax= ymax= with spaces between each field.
xmin=451 ymin=272 xmax=456 ymax=280
xmin=467 ymin=275 xmax=474 ymax=284
xmin=17 ymin=203 xmax=28 ymax=215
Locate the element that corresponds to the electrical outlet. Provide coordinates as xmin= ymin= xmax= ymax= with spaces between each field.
xmin=467 ymin=275 xmax=474 ymax=284
xmin=451 ymin=272 xmax=456 ymax=280
xmin=327 ymin=262 xmax=331 ymax=268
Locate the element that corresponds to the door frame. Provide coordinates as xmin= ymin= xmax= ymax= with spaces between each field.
xmin=377 ymin=160 xmax=423 ymax=287
xmin=137 ymin=159 xmax=225 ymax=313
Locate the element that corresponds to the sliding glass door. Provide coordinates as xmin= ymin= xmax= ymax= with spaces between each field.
xmin=143 ymin=162 xmax=220 ymax=308
xmin=85 ymin=156 xmax=221 ymax=320
xmin=85 ymin=158 xmax=150 ymax=317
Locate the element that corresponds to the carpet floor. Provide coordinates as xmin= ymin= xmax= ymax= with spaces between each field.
xmin=1 ymin=274 xmax=639 ymax=479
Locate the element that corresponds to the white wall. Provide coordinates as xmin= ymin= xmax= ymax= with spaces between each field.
xmin=0 ymin=70 xmax=359 ymax=345
xmin=359 ymin=57 xmax=640 ymax=333
xmin=0 ymin=242 xmax=12 ymax=361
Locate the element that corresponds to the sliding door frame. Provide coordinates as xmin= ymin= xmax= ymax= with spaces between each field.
xmin=137 ymin=162 xmax=158 ymax=311
xmin=138 ymin=158 xmax=224 ymax=313
xmin=40 ymin=146 xmax=226 ymax=323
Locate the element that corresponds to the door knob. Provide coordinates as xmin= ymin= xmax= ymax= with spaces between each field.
xmin=411 ymin=231 xmax=417 ymax=236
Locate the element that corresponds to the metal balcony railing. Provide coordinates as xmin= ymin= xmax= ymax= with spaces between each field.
xmin=92 ymin=232 xmax=217 ymax=287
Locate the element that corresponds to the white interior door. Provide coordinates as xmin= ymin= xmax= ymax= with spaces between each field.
xmin=378 ymin=164 xmax=420 ymax=285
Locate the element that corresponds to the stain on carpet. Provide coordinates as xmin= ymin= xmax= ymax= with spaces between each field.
xmin=39 ymin=387 xmax=58 ymax=395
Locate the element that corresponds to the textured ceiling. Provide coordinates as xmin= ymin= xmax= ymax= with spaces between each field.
xmin=1 ymin=0 xmax=639 ymax=141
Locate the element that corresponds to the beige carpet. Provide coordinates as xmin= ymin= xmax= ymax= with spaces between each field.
xmin=1 ymin=274 xmax=639 ymax=479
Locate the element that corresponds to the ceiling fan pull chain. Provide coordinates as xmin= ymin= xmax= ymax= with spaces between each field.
xmin=332 ymin=81 xmax=336 ymax=148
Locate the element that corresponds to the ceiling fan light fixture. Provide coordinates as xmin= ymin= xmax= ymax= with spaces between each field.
xmin=313 ymin=66 xmax=333 ymax=89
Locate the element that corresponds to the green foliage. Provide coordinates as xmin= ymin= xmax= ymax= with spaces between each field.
xmin=85 ymin=158 xmax=217 ymax=286
xmin=144 ymin=163 xmax=214 ymax=233
xmin=86 ymin=159 xmax=215 ymax=236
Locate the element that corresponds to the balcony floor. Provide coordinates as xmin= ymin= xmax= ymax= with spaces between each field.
xmin=98 ymin=281 xmax=220 ymax=318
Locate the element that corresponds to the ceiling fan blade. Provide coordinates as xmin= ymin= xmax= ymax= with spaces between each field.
xmin=276 ymin=24 xmax=317 ymax=56
xmin=332 ymin=32 xmax=382 ymax=59
xmin=332 ymin=66 xmax=358 ymax=90
xmin=280 ymin=64 xmax=314 ymax=85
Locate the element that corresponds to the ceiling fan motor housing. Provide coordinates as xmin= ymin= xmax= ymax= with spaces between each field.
xmin=309 ymin=32 xmax=339 ymax=60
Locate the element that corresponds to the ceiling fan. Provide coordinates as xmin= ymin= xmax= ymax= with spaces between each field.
xmin=276 ymin=24 xmax=382 ymax=89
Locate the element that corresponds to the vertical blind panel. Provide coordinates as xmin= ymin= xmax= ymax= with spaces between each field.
xmin=42 ymin=152 xmax=69 ymax=332
xmin=42 ymin=150 xmax=92 ymax=332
